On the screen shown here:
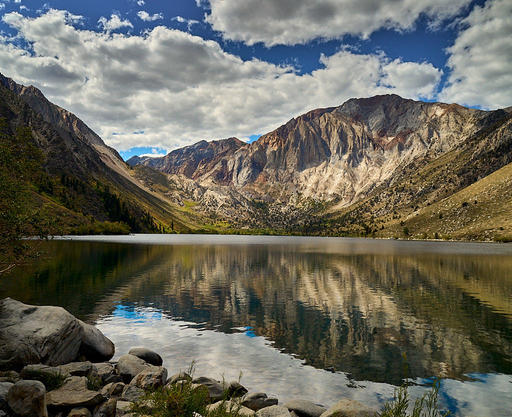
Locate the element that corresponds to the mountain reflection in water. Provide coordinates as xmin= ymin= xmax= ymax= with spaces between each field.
xmin=2 ymin=236 xmax=512 ymax=416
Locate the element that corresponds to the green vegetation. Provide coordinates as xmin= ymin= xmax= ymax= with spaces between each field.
xmin=20 ymin=369 xmax=66 ymax=391
xmin=379 ymin=380 xmax=450 ymax=417
xmin=86 ymin=374 xmax=103 ymax=391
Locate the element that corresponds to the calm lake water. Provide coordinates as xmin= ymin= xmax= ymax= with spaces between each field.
xmin=2 ymin=235 xmax=512 ymax=416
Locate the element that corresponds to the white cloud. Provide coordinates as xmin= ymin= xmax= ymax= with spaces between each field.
xmin=98 ymin=13 xmax=133 ymax=32
xmin=440 ymin=0 xmax=512 ymax=109
xmin=0 ymin=9 xmax=442 ymax=152
xmin=137 ymin=0 xmax=145 ymax=5
xmin=172 ymin=16 xmax=199 ymax=30
xmin=204 ymin=0 xmax=472 ymax=46
xmin=137 ymin=11 xmax=163 ymax=22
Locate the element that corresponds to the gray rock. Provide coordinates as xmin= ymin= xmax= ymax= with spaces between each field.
xmin=21 ymin=364 xmax=69 ymax=380
xmin=46 ymin=376 xmax=105 ymax=409
xmin=242 ymin=392 xmax=279 ymax=411
xmin=207 ymin=400 xmax=255 ymax=416
xmin=192 ymin=377 xmax=225 ymax=402
xmin=78 ymin=321 xmax=115 ymax=363
xmin=93 ymin=363 xmax=115 ymax=383
xmin=103 ymin=374 xmax=123 ymax=385
xmin=0 ymin=382 xmax=13 ymax=410
xmin=120 ymin=385 xmax=144 ymax=402
xmin=166 ymin=371 xmax=192 ymax=385
xmin=130 ymin=368 xmax=167 ymax=389
xmin=7 ymin=380 xmax=48 ymax=417
xmin=227 ymin=381 xmax=248 ymax=398
xmin=0 ymin=371 xmax=19 ymax=383
xmin=128 ymin=348 xmax=162 ymax=366
xmin=93 ymin=397 xmax=117 ymax=417
xmin=67 ymin=407 xmax=91 ymax=417
xmin=115 ymin=400 xmax=133 ymax=416
xmin=256 ymin=405 xmax=291 ymax=417
xmin=59 ymin=362 xmax=95 ymax=378
xmin=100 ymin=382 xmax=125 ymax=398
xmin=319 ymin=399 xmax=377 ymax=417
xmin=0 ymin=299 xmax=114 ymax=370
xmin=116 ymin=355 xmax=154 ymax=384
xmin=284 ymin=399 xmax=327 ymax=417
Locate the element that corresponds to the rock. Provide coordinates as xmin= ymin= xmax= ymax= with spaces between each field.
xmin=0 ymin=382 xmax=13 ymax=410
xmin=20 ymin=364 xmax=69 ymax=390
xmin=284 ymin=399 xmax=327 ymax=417
xmin=167 ymin=371 xmax=192 ymax=385
xmin=256 ymin=405 xmax=291 ymax=417
xmin=207 ymin=400 xmax=255 ymax=416
xmin=242 ymin=392 xmax=279 ymax=411
xmin=103 ymin=374 xmax=123 ymax=385
xmin=0 ymin=299 xmax=115 ymax=370
xmin=93 ymin=363 xmax=115 ymax=383
xmin=130 ymin=368 xmax=167 ymax=390
xmin=192 ymin=377 xmax=225 ymax=402
xmin=128 ymin=348 xmax=162 ymax=367
xmin=93 ymin=397 xmax=117 ymax=417
xmin=78 ymin=321 xmax=115 ymax=363
xmin=0 ymin=298 xmax=83 ymax=370
xmin=47 ymin=376 xmax=105 ymax=409
xmin=0 ymin=371 xmax=19 ymax=383
xmin=227 ymin=381 xmax=248 ymax=398
xmin=319 ymin=399 xmax=377 ymax=417
xmin=120 ymin=385 xmax=144 ymax=402
xmin=115 ymin=400 xmax=133 ymax=416
xmin=116 ymin=355 xmax=154 ymax=384
xmin=100 ymin=382 xmax=125 ymax=398
xmin=67 ymin=407 xmax=91 ymax=417
xmin=7 ymin=380 xmax=48 ymax=417
xmin=59 ymin=362 xmax=95 ymax=378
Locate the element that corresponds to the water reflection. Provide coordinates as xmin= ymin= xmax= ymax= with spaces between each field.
xmin=2 ymin=236 xmax=512 ymax=415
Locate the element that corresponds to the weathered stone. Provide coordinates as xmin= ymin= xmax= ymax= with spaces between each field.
xmin=115 ymin=400 xmax=133 ymax=416
xmin=120 ymin=385 xmax=144 ymax=402
xmin=166 ymin=371 xmax=191 ymax=385
xmin=0 ymin=299 xmax=115 ymax=370
xmin=242 ymin=392 xmax=279 ymax=411
xmin=130 ymin=368 xmax=167 ymax=390
xmin=93 ymin=363 xmax=115 ymax=383
xmin=47 ymin=376 xmax=104 ymax=409
xmin=78 ymin=321 xmax=115 ymax=363
xmin=67 ymin=407 xmax=91 ymax=417
xmin=207 ymin=400 xmax=255 ymax=416
xmin=93 ymin=397 xmax=117 ymax=417
xmin=256 ymin=405 xmax=291 ymax=417
xmin=319 ymin=399 xmax=377 ymax=417
xmin=100 ymin=382 xmax=125 ymax=398
xmin=103 ymin=374 xmax=123 ymax=385
xmin=284 ymin=399 xmax=327 ymax=417
xmin=128 ymin=348 xmax=162 ymax=367
xmin=0 ymin=371 xmax=19 ymax=383
xmin=59 ymin=362 xmax=95 ymax=378
xmin=192 ymin=376 xmax=225 ymax=402
xmin=116 ymin=355 xmax=154 ymax=384
xmin=0 ymin=382 xmax=13 ymax=410
xmin=227 ymin=381 xmax=248 ymax=398
xmin=7 ymin=380 xmax=48 ymax=417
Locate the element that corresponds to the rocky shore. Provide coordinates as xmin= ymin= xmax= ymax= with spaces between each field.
xmin=0 ymin=298 xmax=377 ymax=417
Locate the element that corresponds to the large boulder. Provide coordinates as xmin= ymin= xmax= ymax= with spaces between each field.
xmin=242 ymin=392 xmax=279 ymax=411
xmin=46 ymin=376 xmax=105 ymax=409
xmin=319 ymin=399 xmax=376 ymax=417
xmin=256 ymin=405 xmax=291 ymax=417
xmin=0 ymin=299 xmax=114 ymax=370
xmin=128 ymin=348 xmax=162 ymax=366
xmin=6 ymin=380 xmax=48 ymax=417
xmin=284 ymin=399 xmax=327 ymax=417
xmin=116 ymin=355 xmax=154 ymax=384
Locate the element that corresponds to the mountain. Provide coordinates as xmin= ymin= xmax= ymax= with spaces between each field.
xmin=130 ymin=94 xmax=512 ymax=239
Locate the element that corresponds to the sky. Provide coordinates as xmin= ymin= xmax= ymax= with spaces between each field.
xmin=0 ymin=0 xmax=510 ymax=160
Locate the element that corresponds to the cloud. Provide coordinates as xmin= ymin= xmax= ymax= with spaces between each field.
xmin=137 ymin=0 xmax=145 ymax=5
xmin=172 ymin=16 xmax=200 ymax=30
xmin=98 ymin=13 xmax=133 ymax=32
xmin=439 ymin=0 xmax=512 ymax=109
xmin=203 ymin=0 xmax=472 ymax=46
xmin=137 ymin=11 xmax=163 ymax=22
xmin=0 ymin=9 xmax=441 ymax=152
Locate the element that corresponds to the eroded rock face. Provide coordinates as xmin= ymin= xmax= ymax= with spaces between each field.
xmin=46 ymin=376 xmax=105 ymax=409
xmin=319 ymin=399 xmax=377 ymax=417
xmin=7 ymin=380 xmax=48 ymax=417
xmin=0 ymin=299 xmax=115 ymax=370
xmin=128 ymin=348 xmax=162 ymax=367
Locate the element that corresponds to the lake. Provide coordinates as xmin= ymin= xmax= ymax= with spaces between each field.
xmin=2 ymin=235 xmax=512 ymax=416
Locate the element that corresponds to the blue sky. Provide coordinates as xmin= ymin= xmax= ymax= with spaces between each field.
xmin=0 ymin=0 xmax=510 ymax=160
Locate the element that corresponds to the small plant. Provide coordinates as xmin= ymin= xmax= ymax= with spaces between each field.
xmin=87 ymin=374 xmax=102 ymax=391
xmin=21 ymin=369 xmax=66 ymax=391
xmin=379 ymin=380 xmax=450 ymax=417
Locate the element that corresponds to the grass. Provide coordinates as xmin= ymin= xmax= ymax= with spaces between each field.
xmin=21 ymin=369 xmax=67 ymax=391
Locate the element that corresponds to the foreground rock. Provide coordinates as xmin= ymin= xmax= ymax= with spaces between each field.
xmin=116 ymin=355 xmax=156 ymax=384
xmin=46 ymin=376 xmax=104 ymax=409
xmin=128 ymin=348 xmax=162 ymax=366
xmin=242 ymin=392 xmax=279 ymax=411
xmin=192 ymin=376 xmax=226 ymax=402
xmin=284 ymin=399 xmax=327 ymax=417
xmin=130 ymin=368 xmax=167 ymax=389
xmin=256 ymin=405 xmax=291 ymax=417
xmin=0 ymin=298 xmax=114 ymax=370
xmin=6 ymin=380 xmax=48 ymax=417
xmin=320 ymin=399 xmax=377 ymax=417
xmin=207 ymin=400 xmax=255 ymax=416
